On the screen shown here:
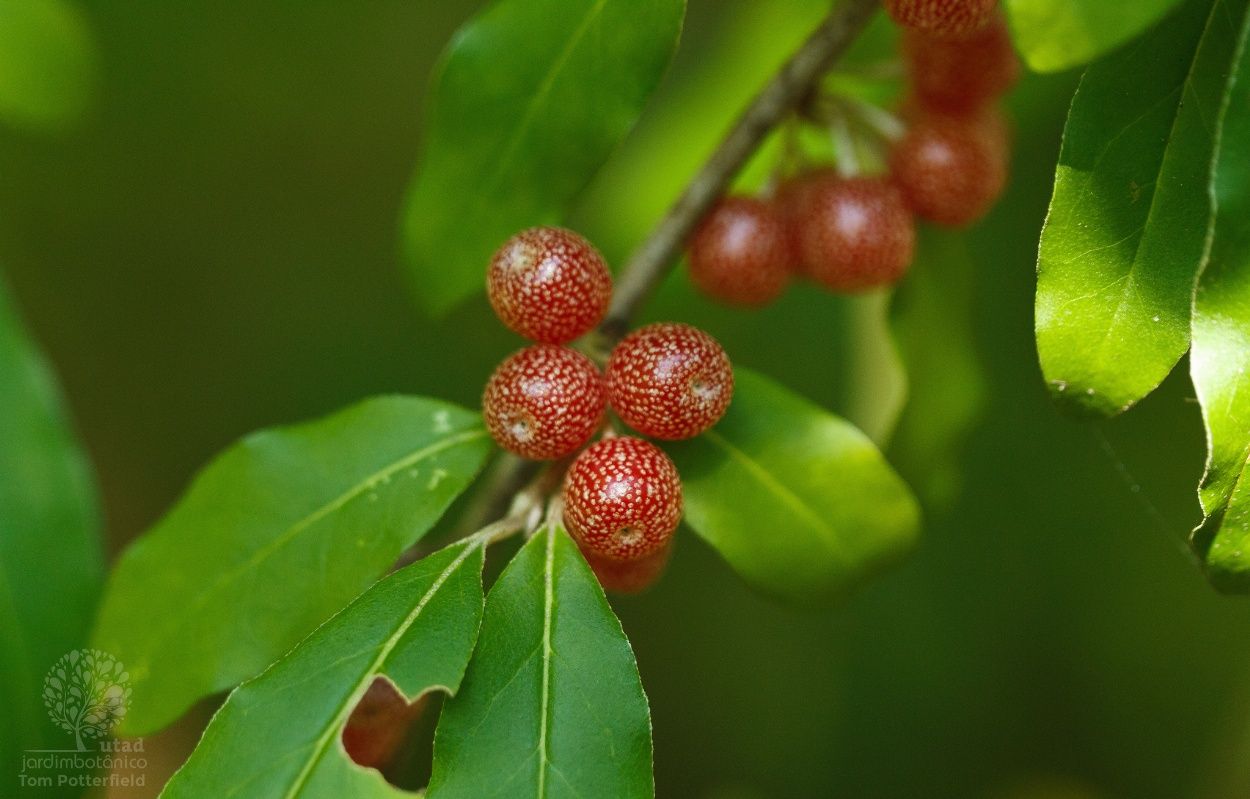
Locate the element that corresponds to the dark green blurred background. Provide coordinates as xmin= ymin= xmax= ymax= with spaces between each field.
xmin=3 ymin=1 xmax=1250 ymax=797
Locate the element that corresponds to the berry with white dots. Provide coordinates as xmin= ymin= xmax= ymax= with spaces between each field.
xmin=903 ymin=13 xmax=1019 ymax=115
xmin=890 ymin=113 xmax=1008 ymax=227
xmin=563 ymin=436 xmax=683 ymax=561
xmin=793 ymin=175 xmax=916 ymax=292
xmin=776 ymin=167 xmax=838 ymax=276
xmin=884 ymin=0 xmax=997 ymax=39
xmin=487 ymin=226 xmax=612 ymax=344
xmin=606 ymin=322 xmax=734 ymax=440
xmin=688 ymin=196 xmax=791 ymax=307
xmin=482 ymin=345 xmax=606 ymax=460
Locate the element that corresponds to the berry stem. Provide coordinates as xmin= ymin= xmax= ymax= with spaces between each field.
xmin=530 ymin=494 xmax=565 ymax=541
xmin=829 ymin=106 xmax=862 ymax=178
xmin=843 ymin=96 xmax=906 ymax=142
xmin=595 ymin=0 xmax=882 ymax=345
xmin=391 ymin=453 xmax=558 ymax=568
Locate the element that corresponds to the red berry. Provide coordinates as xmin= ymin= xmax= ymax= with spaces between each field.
xmin=904 ymin=14 xmax=1019 ymax=115
xmin=776 ymin=168 xmax=838 ymax=276
xmin=581 ymin=540 xmax=673 ymax=594
xmin=898 ymin=100 xmax=1012 ymax=159
xmin=563 ymin=436 xmax=683 ymax=561
xmin=793 ymin=175 xmax=916 ymax=292
xmin=342 ymin=677 xmax=425 ymax=770
xmin=482 ymin=345 xmax=606 ymax=460
xmin=885 ymin=0 xmax=997 ymax=39
xmin=606 ymin=322 xmax=734 ymax=440
xmin=890 ymin=114 xmax=1008 ymax=226
xmin=487 ymin=226 xmax=612 ymax=344
xmin=688 ymin=196 xmax=790 ymax=307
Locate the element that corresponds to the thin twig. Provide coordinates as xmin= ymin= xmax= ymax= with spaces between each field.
xmin=842 ymin=95 xmax=906 ymax=142
xmin=455 ymin=453 xmax=543 ymax=535
xmin=391 ymin=454 xmax=549 ymax=569
xmin=829 ymin=105 xmax=861 ymax=178
xmin=594 ymin=0 xmax=882 ymax=344
xmin=464 ymin=511 xmax=530 ymax=548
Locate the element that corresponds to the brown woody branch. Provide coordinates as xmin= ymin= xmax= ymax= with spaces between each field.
xmin=595 ymin=0 xmax=882 ymax=342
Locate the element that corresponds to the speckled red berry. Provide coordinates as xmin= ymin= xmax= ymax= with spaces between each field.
xmin=776 ymin=168 xmax=837 ymax=276
xmin=563 ymin=436 xmax=683 ymax=561
xmin=487 ymin=226 xmax=612 ymax=344
xmin=898 ymin=100 xmax=1012 ymax=159
xmin=904 ymin=13 xmax=1019 ymax=115
xmin=890 ymin=114 xmax=1008 ymax=226
xmin=606 ymin=322 xmax=734 ymax=440
xmin=885 ymin=0 xmax=997 ymax=39
xmin=581 ymin=540 xmax=673 ymax=594
xmin=482 ymin=345 xmax=606 ymax=460
xmin=793 ymin=175 xmax=916 ymax=292
xmin=688 ymin=196 xmax=790 ymax=307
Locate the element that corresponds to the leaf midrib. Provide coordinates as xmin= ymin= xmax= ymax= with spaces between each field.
xmin=129 ymin=427 xmax=489 ymax=679
xmin=423 ymin=0 xmax=610 ymax=272
xmin=702 ymin=430 xmax=851 ymax=566
xmin=1082 ymin=2 xmax=1231 ymax=390
xmin=277 ymin=541 xmax=483 ymax=799
xmin=536 ymin=523 xmax=557 ymax=797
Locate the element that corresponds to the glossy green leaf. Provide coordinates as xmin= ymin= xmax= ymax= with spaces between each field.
xmin=428 ymin=522 xmax=653 ymax=798
xmin=94 ymin=396 xmax=493 ymax=735
xmin=162 ymin=540 xmax=486 ymax=798
xmin=665 ymin=368 xmax=920 ymax=606
xmin=1005 ymin=0 xmax=1184 ymax=72
xmin=0 ymin=279 xmax=102 ymax=793
xmin=1190 ymin=4 xmax=1250 ymax=590
xmin=0 ymin=0 xmax=96 ymax=131
xmin=1035 ymin=0 xmax=1244 ymax=417
xmin=401 ymin=0 xmax=685 ymax=315
xmin=890 ymin=231 xmax=986 ymax=506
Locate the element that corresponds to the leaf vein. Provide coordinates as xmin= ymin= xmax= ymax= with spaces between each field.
xmin=450 ymin=0 xmax=610 ymax=234
xmin=537 ymin=521 xmax=557 ymax=797
xmin=702 ymin=429 xmax=851 ymax=565
xmin=133 ymin=427 xmax=488 ymax=674
xmin=278 ymin=540 xmax=483 ymax=799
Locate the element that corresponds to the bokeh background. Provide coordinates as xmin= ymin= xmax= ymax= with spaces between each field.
xmin=3 ymin=0 xmax=1250 ymax=797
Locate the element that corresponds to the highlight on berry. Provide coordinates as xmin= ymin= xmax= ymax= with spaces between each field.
xmin=682 ymin=0 xmax=1017 ymax=309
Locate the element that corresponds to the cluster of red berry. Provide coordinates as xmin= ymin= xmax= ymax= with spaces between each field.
xmin=481 ymin=227 xmax=734 ymax=592
xmin=687 ymin=0 xmax=1018 ymax=307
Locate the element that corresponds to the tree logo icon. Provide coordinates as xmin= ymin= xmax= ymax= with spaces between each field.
xmin=42 ymin=649 xmax=132 ymax=751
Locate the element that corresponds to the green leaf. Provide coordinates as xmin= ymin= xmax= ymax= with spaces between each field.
xmin=842 ymin=292 xmax=909 ymax=448
xmin=1190 ymin=4 xmax=1250 ymax=590
xmin=401 ymin=0 xmax=685 ymax=315
xmin=1005 ymin=0 xmax=1185 ymax=73
xmin=890 ymin=230 xmax=987 ymax=506
xmin=0 ymin=278 xmax=102 ymax=793
xmin=162 ymin=540 xmax=486 ymax=798
xmin=428 ymin=522 xmax=653 ymax=798
xmin=0 ymin=0 xmax=96 ymax=131
xmin=94 ymin=396 xmax=493 ymax=736
xmin=1035 ymin=0 xmax=1245 ymax=417
xmin=665 ymin=368 xmax=920 ymax=606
